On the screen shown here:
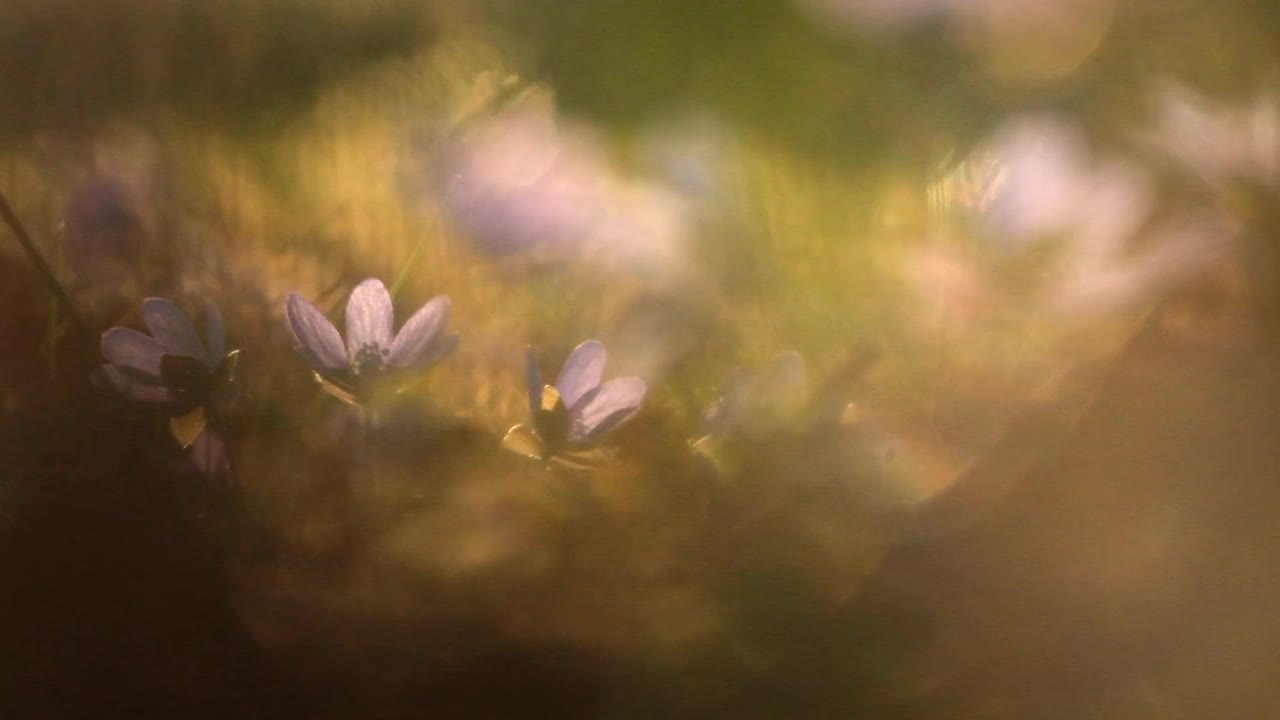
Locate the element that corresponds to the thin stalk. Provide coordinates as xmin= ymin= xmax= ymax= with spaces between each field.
xmin=389 ymin=224 xmax=433 ymax=300
xmin=0 ymin=189 xmax=90 ymax=340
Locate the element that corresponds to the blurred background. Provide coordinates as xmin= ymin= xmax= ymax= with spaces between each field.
xmin=3 ymin=0 xmax=1280 ymax=717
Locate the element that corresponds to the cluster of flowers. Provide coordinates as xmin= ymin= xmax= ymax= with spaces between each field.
xmin=94 ymin=278 xmax=648 ymax=475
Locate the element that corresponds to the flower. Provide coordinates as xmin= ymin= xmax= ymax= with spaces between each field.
xmin=795 ymin=0 xmax=1114 ymax=81
xmin=698 ymin=351 xmax=809 ymax=443
xmin=502 ymin=340 xmax=646 ymax=464
xmin=432 ymin=107 xmax=692 ymax=283
xmin=95 ymin=297 xmax=231 ymax=410
xmin=93 ymin=297 xmax=237 ymax=476
xmin=285 ymin=278 xmax=456 ymax=403
xmin=62 ymin=177 xmax=146 ymax=299
xmin=966 ymin=114 xmax=1220 ymax=319
xmin=435 ymin=110 xmax=610 ymax=256
xmin=1146 ymin=81 xmax=1280 ymax=188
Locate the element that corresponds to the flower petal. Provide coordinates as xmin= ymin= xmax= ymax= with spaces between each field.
xmin=93 ymin=364 xmax=174 ymax=405
xmin=387 ymin=295 xmax=450 ymax=369
xmin=142 ymin=298 xmax=206 ymax=360
xmin=569 ymin=376 xmax=646 ymax=445
xmin=286 ymin=293 xmax=348 ymax=372
xmin=100 ymin=327 xmax=165 ymax=377
xmin=556 ymin=339 xmax=606 ymax=410
xmin=419 ymin=333 xmax=458 ymax=367
xmin=203 ymin=302 xmax=225 ymax=365
xmin=190 ymin=427 xmax=229 ymax=479
xmin=344 ymin=278 xmax=394 ymax=356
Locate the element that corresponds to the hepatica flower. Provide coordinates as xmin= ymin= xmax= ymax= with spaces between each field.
xmin=63 ymin=177 xmax=146 ymax=299
xmin=1146 ymin=81 xmax=1280 ymax=189
xmin=698 ymin=351 xmax=809 ymax=443
xmin=286 ymin=278 xmax=456 ymax=404
xmin=502 ymin=340 xmax=646 ymax=467
xmin=435 ymin=109 xmax=612 ymax=257
xmin=94 ymin=298 xmax=239 ymax=476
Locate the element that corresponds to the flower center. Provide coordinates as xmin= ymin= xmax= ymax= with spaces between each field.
xmin=351 ymin=342 xmax=388 ymax=377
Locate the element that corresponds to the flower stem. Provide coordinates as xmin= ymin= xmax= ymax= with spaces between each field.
xmin=0 ymin=189 xmax=90 ymax=340
xmin=389 ymin=224 xmax=432 ymax=300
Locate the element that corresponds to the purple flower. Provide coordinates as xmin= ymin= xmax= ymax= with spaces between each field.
xmin=435 ymin=111 xmax=610 ymax=256
xmin=94 ymin=298 xmax=231 ymax=411
xmin=503 ymin=340 xmax=646 ymax=462
xmin=432 ymin=109 xmax=692 ymax=281
xmin=93 ymin=297 xmax=237 ymax=476
xmin=62 ymin=177 xmax=146 ymax=294
xmin=285 ymin=278 xmax=456 ymax=403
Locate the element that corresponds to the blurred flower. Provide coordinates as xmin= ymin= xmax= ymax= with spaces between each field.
xmin=691 ymin=352 xmax=924 ymax=508
xmin=63 ymin=177 xmax=145 ymax=281
xmin=61 ymin=176 xmax=148 ymax=320
xmin=432 ymin=107 xmax=692 ymax=282
xmin=966 ymin=113 xmax=1221 ymax=319
xmin=980 ymin=115 xmax=1095 ymax=245
xmin=692 ymin=352 xmax=812 ymax=471
xmin=797 ymin=0 xmax=1113 ymax=81
xmin=435 ymin=110 xmax=606 ymax=256
xmin=1146 ymin=82 xmax=1280 ymax=188
xmin=502 ymin=340 xmax=646 ymax=465
xmin=640 ymin=111 xmax=733 ymax=201
xmin=93 ymin=297 xmax=238 ymax=476
xmin=898 ymin=244 xmax=993 ymax=337
xmin=1047 ymin=215 xmax=1230 ymax=318
xmin=699 ymin=351 xmax=810 ymax=443
xmin=285 ymin=278 xmax=456 ymax=404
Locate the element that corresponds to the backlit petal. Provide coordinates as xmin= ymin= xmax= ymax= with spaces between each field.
xmin=93 ymin=364 xmax=174 ymax=405
xmin=556 ymin=339 xmax=606 ymax=410
xmin=142 ymin=298 xmax=205 ymax=360
xmin=100 ymin=327 xmax=165 ymax=377
xmin=387 ymin=295 xmax=450 ymax=369
xmin=345 ymin=278 xmax=394 ymax=356
xmin=286 ymin=293 xmax=348 ymax=372
xmin=569 ymin=376 xmax=646 ymax=445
